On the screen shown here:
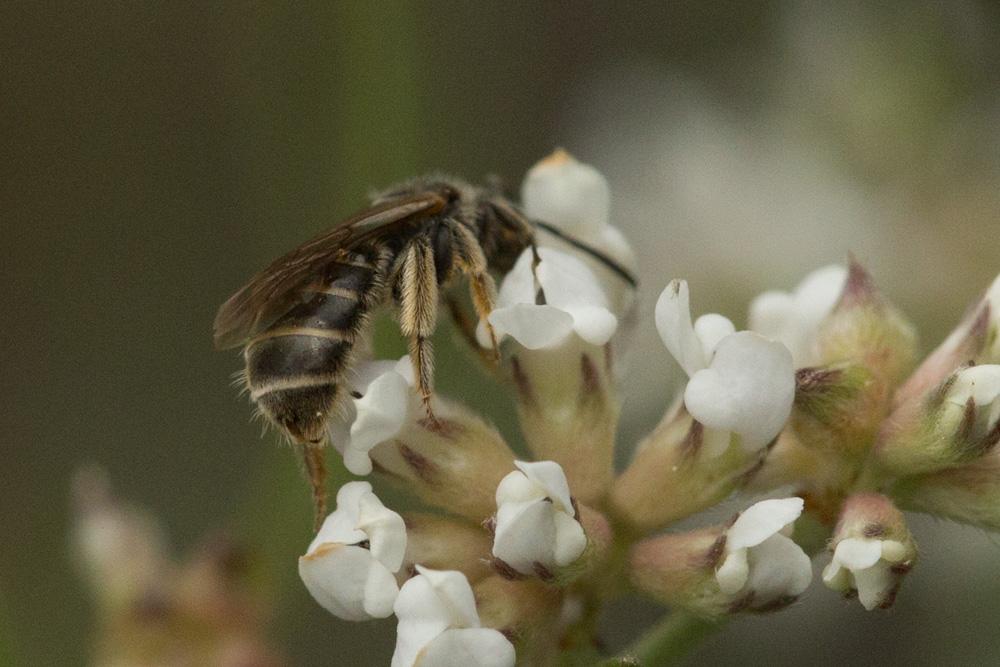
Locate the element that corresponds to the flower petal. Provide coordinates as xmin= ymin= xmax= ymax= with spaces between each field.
xmin=299 ymin=544 xmax=398 ymax=621
xmin=350 ymin=370 xmax=412 ymax=454
xmin=492 ymin=498 xmax=556 ymax=574
xmin=565 ymin=305 xmax=618 ymax=346
xmin=727 ymin=498 xmax=804 ymax=550
xmin=552 ymin=510 xmax=588 ymax=567
xmin=684 ymin=331 xmax=794 ymax=449
xmin=716 ymin=549 xmax=749 ymax=595
xmin=513 ymin=460 xmax=574 ymax=514
xmin=833 ymin=538 xmax=882 ymax=571
xmin=417 ymin=628 xmax=516 ymax=667
xmin=308 ymin=481 xmax=371 ymax=552
xmin=488 ymin=303 xmax=575 ymax=350
xmin=357 ymin=491 xmax=406 ymax=572
xmin=744 ymin=533 xmax=813 ymax=604
xmin=853 ymin=560 xmax=894 ymax=611
xmin=693 ymin=313 xmax=736 ymax=362
xmin=655 ymin=280 xmax=707 ymax=376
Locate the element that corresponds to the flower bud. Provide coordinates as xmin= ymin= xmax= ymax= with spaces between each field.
xmin=490 ymin=461 xmax=589 ymax=584
xmin=877 ymin=365 xmax=1000 ymax=476
xmin=789 ymin=260 xmax=917 ymax=457
xmin=366 ymin=394 xmax=516 ymax=522
xmin=821 ymin=494 xmax=916 ymax=610
xmin=610 ymin=407 xmax=769 ymax=533
xmin=392 ymin=566 xmax=515 ymax=667
xmin=298 ymin=482 xmax=406 ymax=621
xmin=473 ymin=576 xmax=562 ymax=656
xmin=401 ymin=514 xmax=494 ymax=585
xmin=892 ymin=444 xmax=1000 ymax=530
xmin=629 ymin=498 xmax=812 ymax=616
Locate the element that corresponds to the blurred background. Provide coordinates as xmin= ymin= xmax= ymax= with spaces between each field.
xmin=4 ymin=1 xmax=1000 ymax=664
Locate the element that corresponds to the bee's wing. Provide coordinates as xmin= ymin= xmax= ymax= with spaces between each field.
xmin=213 ymin=193 xmax=445 ymax=349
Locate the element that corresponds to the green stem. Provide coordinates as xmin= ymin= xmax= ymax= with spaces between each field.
xmin=617 ymin=611 xmax=726 ymax=666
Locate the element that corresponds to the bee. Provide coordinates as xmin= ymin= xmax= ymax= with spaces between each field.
xmin=214 ymin=175 xmax=636 ymax=527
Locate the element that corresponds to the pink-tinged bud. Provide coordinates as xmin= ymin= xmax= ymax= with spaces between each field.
xmin=400 ymin=514 xmax=493 ymax=585
xmin=369 ymin=398 xmax=516 ymax=521
xmin=629 ymin=499 xmax=812 ymax=617
xmin=822 ymin=494 xmax=916 ymax=611
xmin=610 ymin=406 xmax=766 ymax=533
xmin=791 ymin=260 xmax=917 ymax=458
xmin=877 ymin=365 xmax=1000 ymax=476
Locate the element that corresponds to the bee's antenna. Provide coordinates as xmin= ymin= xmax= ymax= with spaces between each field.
xmin=533 ymin=220 xmax=638 ymax=288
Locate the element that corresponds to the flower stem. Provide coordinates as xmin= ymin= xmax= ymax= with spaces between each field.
xmin=616 ymin=611 xmax=726 ymax=666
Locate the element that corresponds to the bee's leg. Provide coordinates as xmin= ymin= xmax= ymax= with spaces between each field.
xmin=445 ymin=294 xmax=500 ymax=366
xmin=451 ymin=224 xmax=500 ymax=361
xmin=299 ymin=442 xmax=327 ymax=532
xmin=397 ymin=239 xmax=439 ymax=423
xmin=529 ymin=241 xmax=546 ymax=306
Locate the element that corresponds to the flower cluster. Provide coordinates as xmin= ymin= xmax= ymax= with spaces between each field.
xmin=294 ymin=151 xmax=1000 ymax=665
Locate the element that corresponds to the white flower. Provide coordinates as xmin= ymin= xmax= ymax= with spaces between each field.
xmin=491 ymin=461 xmax=587 ymax=576
xmin=655 ymin=280 xmax=795 ymax=453
xmin=822 ymin=537 xmax=910 ymax=610
xmin=749 ymin=265 xmax=848 ymax=366
xmin=521 ymin=149 xmax=636 ymax=274
xmin=480 ymin=247 xmax=618 ymax=350
xmin=715 ymin=498 xmax=812 ymax=605
xmin=326 ymin=357 xmax=417 ymax=475
xmin=392 ymin=566 xmax=515 ymax=667
xmin=298 ymin=482 xmax=406 ymax=621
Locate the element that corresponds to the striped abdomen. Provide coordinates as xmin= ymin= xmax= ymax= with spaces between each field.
xmin=245 ymin=253 xmax=385 ymax=443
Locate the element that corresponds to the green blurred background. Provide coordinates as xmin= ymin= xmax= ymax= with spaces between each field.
xmin=4 ymin=1 xmax=1000 ymax=665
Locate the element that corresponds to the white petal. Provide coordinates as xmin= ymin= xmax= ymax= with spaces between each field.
xmin=299 ymin=544 xmax=398 ymax=621
xmin=357 ymin=492 xmax=406 ymax=572
xmin=414 ymin=566 xmax=481 ymax=628
xmin=947 ymin=365 xmax=1000 ymax=407
xmin=513 ymin=460 xmax=574 ymax=514
xmin=350 ymin=360 xmax=404 ymax=394
xmin=748 ymin=291 xmax=795 ymax=343
xmin=565 ymin=305 xmax=618 ymax=346
xmin=880 ymin=540 xmax=908 ymax=563
xmin=417 ymin=628 xmax=516 ymax=667
xmin=685 ymin=331 xmax=794 ymax=449
xmin=393 ymin=575 xmax=452 ymax=667
xmin=727 ymin=498 xmax=804 ymax=550
xmin=349 ymin=370 xmax=411 ymax=453
xmin=833 ymin=538 xmax=883 ymax=571
xmin=744 ymin=533 xmax=813 ymax=603
xmin=655 ymin=279 xmax=707 ymax=376
xmin=308 ymin=482 xmax=371 ymax=553
xmin=495 ymin=470 xmax=546 ymax=506
xmin=492 ymin=499 xmax=556 ymax=574
xmin=488 ymin=303 xmax=575 ymax=350
xmin=854 ymin=560 xmax=894 ymax=611
xmin=793 ymin=265 xmax=849 ymax=326
xmin=521 ymin=151 xmax=610 ymax=234
xmin=552 ymin=510 xmax=588 ymax=567
xmin=694 ymin=313 xmax=736 ymax=361
xmin=716 ymin=549 xmax=749 ymax=595
xmin=535 ymin=249 xmax=611 ymax=311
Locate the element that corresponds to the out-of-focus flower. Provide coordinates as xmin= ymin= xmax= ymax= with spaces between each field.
xmin=656 ymin=279 xmax=795 ymax=454
xmin=299 ymin=482 xmax=406 ymax=621
xmin=749 ymin=265 xmax=848 ymax=367
xmin=822 ymin=494 xmax=916 ymax=610
xmin=392 ymin=566 xmax=515 ymax=667
xmin=521 ymin=148 xmax=637 ymax=289
xmin=629 ymin=497 xmax=811 ymax=616
xmin=326 ymin=357 xmax=417 ymax=476
xmin=491 ymin=461 xmax=587 ymax=579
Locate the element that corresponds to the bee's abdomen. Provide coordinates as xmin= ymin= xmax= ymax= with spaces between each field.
xmin=244 ymin=260 xmax=382 ymax=442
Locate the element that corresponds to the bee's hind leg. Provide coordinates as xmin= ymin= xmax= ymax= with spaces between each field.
xmin=396 ymin=239 xmax=440 ymax=425
xmin=451 ymin=224 xmax=501 ymax=362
